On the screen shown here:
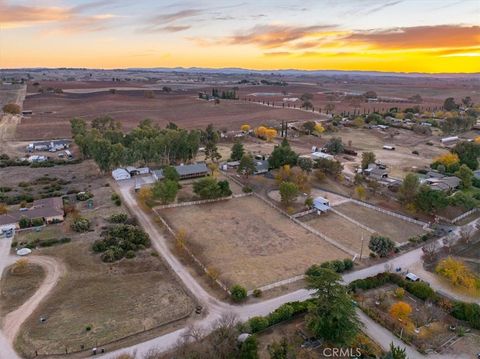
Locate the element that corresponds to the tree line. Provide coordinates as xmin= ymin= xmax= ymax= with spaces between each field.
xmin=71 ymin=117 xmax=222 ymax=172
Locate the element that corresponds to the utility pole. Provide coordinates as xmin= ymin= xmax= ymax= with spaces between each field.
xmin=360 ymin=234 xmax=364 ymax=259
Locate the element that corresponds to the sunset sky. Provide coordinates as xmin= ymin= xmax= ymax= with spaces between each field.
xmin=0 ymin=0 xmax=479 ymax=73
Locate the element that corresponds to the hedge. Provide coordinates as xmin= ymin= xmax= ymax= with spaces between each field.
xmin=245 ymin=300 xmax=313 ymax=334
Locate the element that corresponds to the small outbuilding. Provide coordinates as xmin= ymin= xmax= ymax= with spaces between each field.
xmin=313 ymin=197 xmax=330 ymax=213
xmin=112 ymin=168 xmax=131 ymax=181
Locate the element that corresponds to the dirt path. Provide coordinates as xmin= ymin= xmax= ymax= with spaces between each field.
xmin=2 ymin=255 xmax=65 ymax=344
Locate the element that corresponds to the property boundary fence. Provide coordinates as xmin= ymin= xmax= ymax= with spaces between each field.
xmin=348 ymin=198 xmax=427 ymax=227
xmin=437 ymin=208 xmax=479 ymax=225
xmin=154 ymin=192 xmax=252 ymax=210
xmin=153 ymin=209 xmax=231 ymax=294
xmin=330 ymin=208 xmax=376 ymax=233
xmin=247 ymin=274 xmax=305 ymax=296
xmin=252 ymin=193 xmax=357 ymax=257
xmin=291 ymin=208 xmax=316 ymax=218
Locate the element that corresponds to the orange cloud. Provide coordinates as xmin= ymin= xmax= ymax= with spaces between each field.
xmin=225 ymin=24 xmax=335 ymax=48
xmin=347 ymin=25 xmax=480 ymax=49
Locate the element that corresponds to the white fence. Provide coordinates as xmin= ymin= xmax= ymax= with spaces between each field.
xmin=247 ymin=274 xmax=305 ymax=296
xmin=154 ymin=192 xmax=252 ymax=210
xmin=330 ymin=208 xmax=375 ymax=233
xmin=438 ymin=208 xmax=479 ymax=225
xmin=252 ymin=193 xmax=358 ymax=257
xmin=349 ymin=198 xmax=427 ymax=227
xmin=291 ymin=208 xmax=316 ymax=218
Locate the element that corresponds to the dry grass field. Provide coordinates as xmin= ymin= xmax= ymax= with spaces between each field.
xmin=0 ymin=263 xmax=46 ymax=318
xmin=3 ymin=161 xmax=195 ymax=356
xmin=18 ymin=90 xmax=322 ymax=140
xmin=301 ymin=212 xmax=372 ymax=256
xmin=159 ymin=195 xmax=348 ymax=290
xmin=15 ymin=241 xmax=194 ymax=357
xmin=334 ymin=202 xmax=426 ymax=243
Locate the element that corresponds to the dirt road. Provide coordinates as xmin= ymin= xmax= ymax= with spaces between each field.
xmin=2 ymin=255 xmax=65 ymax=344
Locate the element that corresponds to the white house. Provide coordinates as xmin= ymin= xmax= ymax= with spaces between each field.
xmin=313 ymin=197 xmax=330 ymax=213
xmin=112 ymin=168 xmax=131 ymax=181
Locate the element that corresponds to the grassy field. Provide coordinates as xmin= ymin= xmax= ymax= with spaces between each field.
xmin=159 ymin=195 xmax=347 ymax=290
xmin=334 ymin=202 xmax=425 ymax=243
xmin=301 ymin=212 xmax=372 ymax=257
xmin=0 ymin=262 xmax=46 ymax=318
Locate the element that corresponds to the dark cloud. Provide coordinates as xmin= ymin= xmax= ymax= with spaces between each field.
xmin=149 ymin=9 xmax=203 ymax=25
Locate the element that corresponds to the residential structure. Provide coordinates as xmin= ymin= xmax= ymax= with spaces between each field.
xmin=0 ymin=197 xmax=64 ymax=231
xmin=153 ymin=163 xmax=209 ymax=181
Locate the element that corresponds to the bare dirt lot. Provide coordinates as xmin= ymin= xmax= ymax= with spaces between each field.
xmin=301 ymin=212 xmax=372 ymax=256
xmin=18 ymin=90 xmax=322 ymax=140
xmin=158 ymin=195 xmax=348 ymax=290
xmin=334 ymin=202 xmax=426 ymax=244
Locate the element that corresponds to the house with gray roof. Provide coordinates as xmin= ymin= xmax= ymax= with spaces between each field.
xmin=153 ymin=163 xmax=209 ymax=181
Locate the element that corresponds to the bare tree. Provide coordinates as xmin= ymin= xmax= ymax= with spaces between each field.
xmin=459 ymin=227 xmax=473 ymax=244
xmin=422 ymin=242 xmax=438 ymax=263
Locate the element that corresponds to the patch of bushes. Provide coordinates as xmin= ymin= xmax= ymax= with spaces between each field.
xmin=71 ymin=217 xmax=90 ymax=232
xmin=108 ymin=213 xmax=128 ymax=223
xmin=38 ymin=237 xmax=71 ymax=247
xmin=306 ymin=258 xmax=354 ymax=276
xmin=193 ymin=178 xmax=232 ymax=199
xmin=111 ymin=193 xmax=121 ymax=206
xmin=244 ymin=300 xmax=312 ymax=334
xmin=230 ymin=284 xmax=247 ymax=302
xmin=92 ymin=224 xmax=150 ymax=262
xmin=76 ymin=192 xmax=93 ymax=201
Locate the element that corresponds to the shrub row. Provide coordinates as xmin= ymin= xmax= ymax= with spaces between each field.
xmin=244 ymin=300 xmax=313 ymax=334
xmin=349 ymin=272 xmax=480 ymax=329
xmin=306 ymin=258 xmax=354 ymax=276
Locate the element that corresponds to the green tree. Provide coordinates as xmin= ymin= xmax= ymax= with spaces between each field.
xmin=202 ymin=124 xmax=221 ymax=162
xmin=231 ymin=284 xmax=247 ymax=302
xmin=456 ymin=164 xmax=473 ymax=189
xmin=279 ymin=181 xmax=298 ymax=207
xmin=18 ymin=216 xmax=31 ymax=229
xmin=452 ymin=141 xmax=480 ymax=170
xmin=70 ymin=118 xmax=87 ymax=137
xmin=369 ymin=235 xmax=395 ymax=257
xmin=231 ymin=141 xmax=245 ymax=161
xmin=268 ymin=139 xmax=298 ymax=169
xmin=325 ymin=137 xmax=344 ymax=154
xmin=361 ymin=152 xmax=376 ymax=169
xmin=443 ymin=97 xmax=458 ymax=111
xmin=414 ymin=185 xmax=448 ymax=213
xmin=238 ymin=154 xmax=256 ymax=177
xmin=298 ymin=157 xmax=313 ymax=173
xmin=383 ymin=342 xmax=407 ymax=359
xmin=238 ymin=335 xmax=259 ymax=359
xmin=152 ymin=179 xmax=178 ymax=204
xmin=306 ymin=268 xmax=361 ymax=345
xmin=398 ymin=173 xmax=419 ymax=206
xmin=163 ymin=165 xmax=180 ymax=182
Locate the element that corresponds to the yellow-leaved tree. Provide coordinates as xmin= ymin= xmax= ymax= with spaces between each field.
xmin=389 ymin=301 xmax=412 ymax=322
xmin=314 ymin=123 xmax=325 ymax=134
xmin=435 ymin=256 xmax=478 ymax=289
xmin=240 ymin=124 xmax=251 ymax=132
xmin=265 ymin=128 xmax=277 ymax=142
